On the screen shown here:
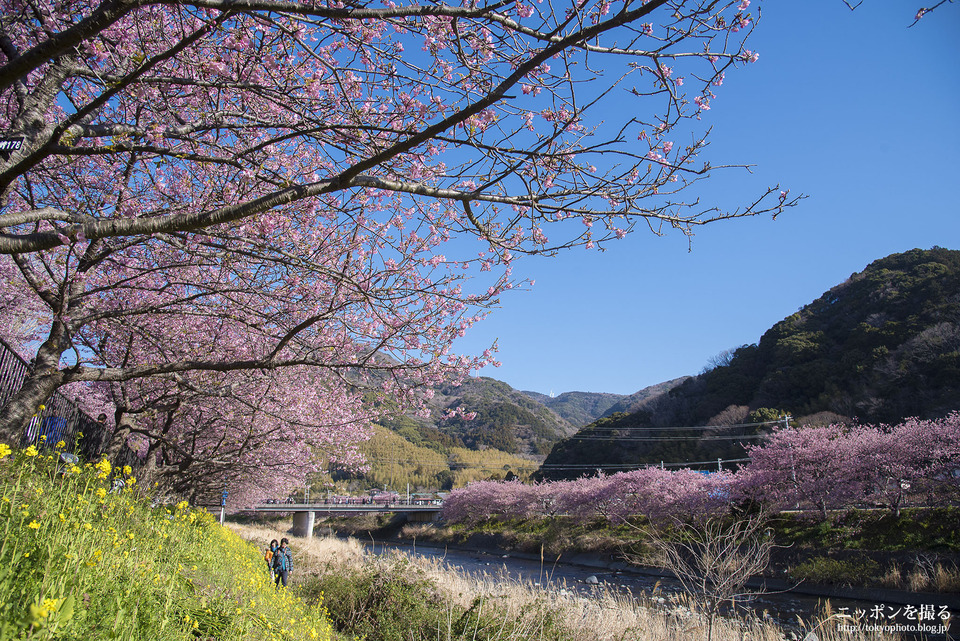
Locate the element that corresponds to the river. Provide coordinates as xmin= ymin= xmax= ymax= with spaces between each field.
xmin=361 ymin=538 xmax=956 ymax=640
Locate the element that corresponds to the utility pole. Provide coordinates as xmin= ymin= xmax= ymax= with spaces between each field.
xmin=220 ymin=487 xmax=228 ymax=525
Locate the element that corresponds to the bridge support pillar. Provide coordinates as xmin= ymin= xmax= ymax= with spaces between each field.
xmin=292 ymin=511 xmax=316 ymax=538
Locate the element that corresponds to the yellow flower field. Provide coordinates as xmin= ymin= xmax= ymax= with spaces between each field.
xmin=0 ymin=445 xmax=333 ymax=641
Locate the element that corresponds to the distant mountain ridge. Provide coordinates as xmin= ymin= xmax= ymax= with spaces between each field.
xmin=520 ymin=390 xmax=626 ymax=428
xmin=537 ymin=247 xmax=960 ymax=480
xmin=377 ymin=377 xmax=687 ymax=467
xmin=521 ymin=380 xmax=690 ymax=427
xmin=594 ymin=377 xmax=691 ymax=417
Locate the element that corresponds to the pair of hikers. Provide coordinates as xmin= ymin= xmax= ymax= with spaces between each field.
xmin=264 ymin=538 xmax=293 ymax=587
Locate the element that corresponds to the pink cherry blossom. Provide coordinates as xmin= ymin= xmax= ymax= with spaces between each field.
xmin=0 ymin=0 xmax=799 ymax=494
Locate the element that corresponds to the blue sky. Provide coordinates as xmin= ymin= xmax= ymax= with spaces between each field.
xmin=455 ymin=1 xmax=960 ymax=396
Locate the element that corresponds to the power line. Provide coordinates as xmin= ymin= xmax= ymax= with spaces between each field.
xmin=574 ymin=418 xmax=785 ymax=433
xmin=352 ymin=458 xmax=540 ymax=470
xmin=539 ymin=457 xmax=751 ymax=471
xmin=568 ymin=433 xmax=770 ymax=442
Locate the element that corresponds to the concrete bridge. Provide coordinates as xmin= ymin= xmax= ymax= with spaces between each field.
xmin=252 ymin=502 xmax=443 ymax=538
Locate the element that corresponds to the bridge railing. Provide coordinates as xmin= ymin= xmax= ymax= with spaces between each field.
xmin=0 ymin=337 xmax=111 ymax=459
xmin=253 ymin=500 xmax=443 ymax=512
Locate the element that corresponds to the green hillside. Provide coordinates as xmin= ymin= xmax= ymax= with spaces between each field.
xmin=384 ymin=377 xmax=578 ymax=457
xmin=329 ymin=425 xmax=537 ymax=492
xmin=594 ymin=377 xmax=690 ymax=418
xmin=539 ymin=247 xmax=960 ymax=480
xmin=342 ymin=378 xmax=581 ymax=492
xmin=521 ymin=390 xmax=626 ymax=427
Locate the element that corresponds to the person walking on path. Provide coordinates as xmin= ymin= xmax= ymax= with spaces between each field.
xmin=272 ymin=538 xmax=293 ymax=588
xmin=265 ymin=539 xmax=278 ymax=580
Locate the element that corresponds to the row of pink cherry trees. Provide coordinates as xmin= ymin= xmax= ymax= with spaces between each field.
xmin=442 ymin=414 xmax=960 ymax=525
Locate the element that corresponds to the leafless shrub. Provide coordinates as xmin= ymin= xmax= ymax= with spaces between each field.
xmin=630 ymin=513 xmax=778 ymax=641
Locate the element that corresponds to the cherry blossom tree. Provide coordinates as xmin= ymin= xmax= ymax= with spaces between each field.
xmin=740 ymin=415 xmax=960 ymax=517
xmin=0 ymin=253 xmax=44 ymax=354
xmin=854 ymin=414 xmax=960 ymax=513
xmin=442 ymin=479 xmax=536 ymax=525
xmin=102 ymin=365 xmax=377 ymax=506
xmin=611 ymin=467 xmax=734 ymax=524
xmin=442 ymin=415 xmax=960 ymax=527
xmin=442 ymin=467 xmax=736 ymax=526
xmin=0 ymin=0 xmax=798 ymax=454
xmin=738 ymin=425 xmax=866 ymax=518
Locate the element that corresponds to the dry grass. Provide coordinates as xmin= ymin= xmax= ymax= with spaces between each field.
xmin=908 ymin=561 xmax=960 ymax=593
xmin=228 ymin=523 xmax=899 ymax=641
xmin=227 ymin=521 xmax=367 ymax=577
xmin=878 ymin=559 xmax=960 ymax=593
xmin=879 ymin=562 xmax=903 ymax=589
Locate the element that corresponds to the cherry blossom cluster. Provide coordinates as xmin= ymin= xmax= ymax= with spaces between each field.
xmin=740 ymin=414 xmax=960 ymax=517
xmin=442 ymin=414 xmax=960 ymax=525
xmin=442 ymin=468 xmax=734 ymax=526
xmin=0 ymin=0 xmax=797 ymax=495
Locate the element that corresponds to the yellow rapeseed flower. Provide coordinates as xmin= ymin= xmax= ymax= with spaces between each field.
xmin=0 ymin=444 xmax=11 ymax=458
xmin=95 ymin=458 xmax=111 ymax=479
xmin=27 ymin=520 xmax=40 ymax=530
xmin=29 ymin=602 xmax=49 ymax=623
xmin=24 ymin=446 xmax=38 ymax=457
xmin=55 ymin=440 xmax=66 ymax=450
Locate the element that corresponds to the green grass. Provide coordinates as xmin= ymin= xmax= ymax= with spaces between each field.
xmin=0 ymin=443 xmax=333 ymax=641
xmin=772 ymin=508 xmax=960 ymax=552
xmin=436 ymin=507 xmax=960 ymax=556
xmin=789 ymin=556 xmax=882 ymax=586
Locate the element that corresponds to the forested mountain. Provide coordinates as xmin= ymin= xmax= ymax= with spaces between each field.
xmin=520 ymin=380 xmax=689 ymax=428
xmin=594 ymin=377 xmax=691 ymax=418
xmin=538 ymin=248 xmax=960 ymax=480
xmin=380 ymin=376 xmax=580 ymax=457
xmin=366 ymin=377 xmax=698 ymax=489
xmin=520 ymin=390 xmax=626 ymax=427
xmin=359 ymin=377 xmax=684 ymax=490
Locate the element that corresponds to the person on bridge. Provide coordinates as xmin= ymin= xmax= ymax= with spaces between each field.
xmin=272 ymin=538 xmax=293 ymax=588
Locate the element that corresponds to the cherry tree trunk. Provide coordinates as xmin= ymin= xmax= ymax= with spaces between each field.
xmin=0 ymin=320 xmax=70 ymax=444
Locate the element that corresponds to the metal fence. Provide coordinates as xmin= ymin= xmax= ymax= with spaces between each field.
xmin=0 ymin=337 xmax=111 ymax=459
